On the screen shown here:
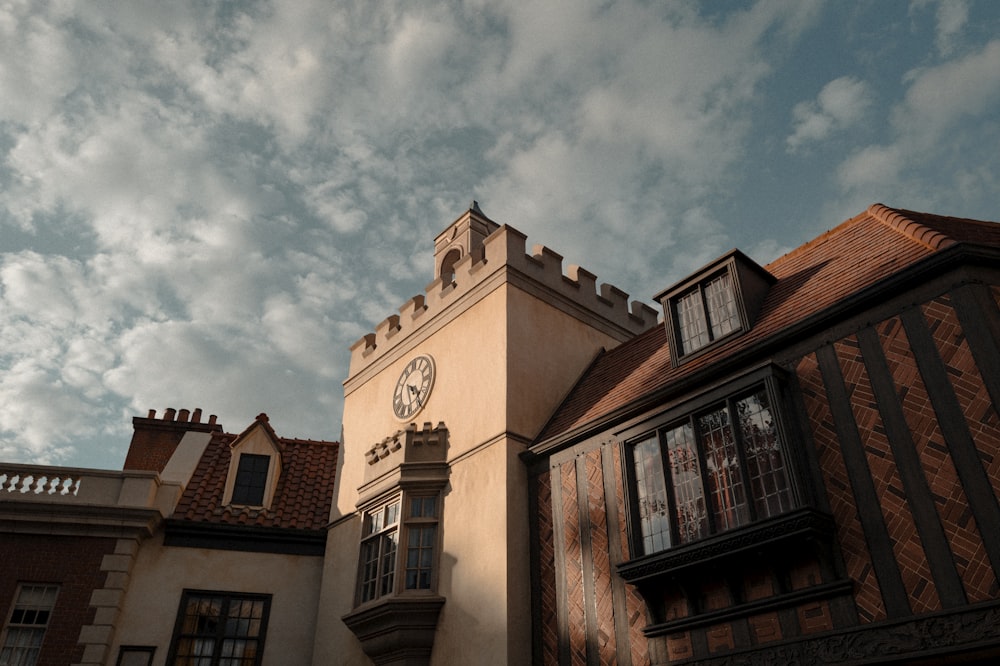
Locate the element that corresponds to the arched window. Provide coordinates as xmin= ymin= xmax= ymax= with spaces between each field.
xmin=439 ymin=248 xmax=462 ymax=284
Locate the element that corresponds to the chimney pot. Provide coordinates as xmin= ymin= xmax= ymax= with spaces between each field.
xmin=147 ymin=409 xmax=156 ymax=419
xmin=178 ymin=409 xmax=190 ymax=422
xmin=164 ymin=408 xmax=176 ymax=421
xmin=192 ymin=408 xmax=202 ymax=423
xmin=208 ymin=415 xmax=218 ymax=425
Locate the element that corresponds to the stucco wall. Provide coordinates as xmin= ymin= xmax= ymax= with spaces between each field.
xmin=110 ymin=533 xmax=324 ymax=666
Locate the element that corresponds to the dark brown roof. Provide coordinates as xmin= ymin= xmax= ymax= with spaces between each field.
xmin=173 ymin=417 xmax=338 ymax=530
xmin=536 ymin=204 xmax=1000 ymax=444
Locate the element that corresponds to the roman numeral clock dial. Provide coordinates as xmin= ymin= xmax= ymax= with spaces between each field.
xmin=392 ymin=355 xmax=436 ymax=420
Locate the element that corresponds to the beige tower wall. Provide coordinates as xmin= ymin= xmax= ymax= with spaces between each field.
xmin=318 ymin=219 xmax=658 ymax=665
xmin=111 ymin=533 xmax=324 ymax=666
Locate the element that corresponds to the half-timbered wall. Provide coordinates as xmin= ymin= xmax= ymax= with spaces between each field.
xmin=531 ymin=280 xmax=1000 ymax=664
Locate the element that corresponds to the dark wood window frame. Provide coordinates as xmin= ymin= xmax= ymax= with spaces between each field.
xmin=617 ymin=365 xmax=845 ymax=633
xmin=656 ymin=250 xmax=775 ymax=368
xmin=622 ymin=367 xmax=802 ymax=558
xmin=166 ymin=590 xmax=271 ymax=666
xmin=231 ymin=453 xmax=270 ymax=506
xmin=672 ymin=269 xmax=743 ymax=356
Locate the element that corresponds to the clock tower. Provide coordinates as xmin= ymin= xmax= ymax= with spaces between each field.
xmin=314 ymin=203 xmax=657 ymax=665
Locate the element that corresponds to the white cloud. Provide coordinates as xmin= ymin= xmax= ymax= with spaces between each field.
xmin=838 ymin=39 xmax=1000 ymax=203
xmin=787 ymin=76 xmax=871 ymax=152
xmin=1 ymin=0 xmax=996 ymax=470
xmin=911 ymin=0 xmax=969 ymax=56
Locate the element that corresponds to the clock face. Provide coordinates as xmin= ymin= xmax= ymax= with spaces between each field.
xmin=393 ymin=355 xmax=436 ymax=420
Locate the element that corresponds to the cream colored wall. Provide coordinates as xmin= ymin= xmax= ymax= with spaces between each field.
xmin=506 ymin=286 xmax=628 ymax=436
xmin=110 ymin=533 xmax=324 ymax=666
xmin=311 ymin=517 xmax=369 ymax=666
xmin=336 ymin=284 xmax=510 ymax=519
xmin=323 ymin=272 xmax=631 ymax=665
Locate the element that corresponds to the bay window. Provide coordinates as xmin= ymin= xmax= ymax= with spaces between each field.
xmin=356 ymin=493 xmax=440 ymax=605
xmin=629 ymin=381 xmax=794 ymax=556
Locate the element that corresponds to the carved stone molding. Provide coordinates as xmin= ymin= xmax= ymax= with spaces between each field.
xmin=342 ymin=596 xmax=446 ymax=666
xmin=684 ymin=602 xmax=1000 ymax=665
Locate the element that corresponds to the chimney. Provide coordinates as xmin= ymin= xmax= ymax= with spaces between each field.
xmin=123 ymin=407 xmax=223 ymax=472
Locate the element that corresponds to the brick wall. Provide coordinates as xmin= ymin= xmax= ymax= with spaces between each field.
xmin=530 ymin=282 xmax=1000 ymax=663
xmin=0 ymin=533 xmax=116 ymax=666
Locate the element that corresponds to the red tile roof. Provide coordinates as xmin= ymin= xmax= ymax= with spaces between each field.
xmin=173 ymin=418 xmax=338 ymax=530
xmin=536 ymin=204 xmax=1000 ymax=444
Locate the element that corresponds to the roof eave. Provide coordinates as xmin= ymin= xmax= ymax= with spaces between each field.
xmin=527 ymin=241 xmax=999 ymax=461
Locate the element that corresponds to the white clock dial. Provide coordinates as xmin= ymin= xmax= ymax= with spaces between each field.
xmin=392 ymin=355 xmax=435 ymax=420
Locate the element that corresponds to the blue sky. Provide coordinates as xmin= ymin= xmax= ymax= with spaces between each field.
xmin=1 ymin=0 xmax=998 ymax=469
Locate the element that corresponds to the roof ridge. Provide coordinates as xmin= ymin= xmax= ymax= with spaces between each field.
xmin=867 ymin=203 xmax=957 ymax=251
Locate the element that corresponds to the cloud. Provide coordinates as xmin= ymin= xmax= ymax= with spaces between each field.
xmin=838 ymin=39 xmax=1000 ymax=205
xmin=911 ymin=0 xmax=969 ymax=56
xmin=6 ymin=0 xmax=996 ymax=472
xmin=787 ymin=76 xmax=871 ymax=152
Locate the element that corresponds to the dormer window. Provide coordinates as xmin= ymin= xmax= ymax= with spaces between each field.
xmin=676 ymin=272 xmax=740 ymax=354
xmin=656 ymin=250 xmax=775 ymax=366
xmin=231 ymin=453 xmax=270 ymax=506
xmin=221 ymin=414 xmax=282 ymax=508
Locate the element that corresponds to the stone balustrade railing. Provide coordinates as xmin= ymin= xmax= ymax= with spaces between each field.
xmin=0 ymin=463 xmax=180 ymax=514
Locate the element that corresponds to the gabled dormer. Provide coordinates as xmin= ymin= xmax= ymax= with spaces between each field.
xmin=222 ymin=413 xmax=283 ymax=508
xmin=655 ymin=249 xmax=775 ymax=367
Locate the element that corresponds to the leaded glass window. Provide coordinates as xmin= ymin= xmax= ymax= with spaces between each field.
xmin=674 ymin=271 xmax=741 ymax=355
xmin=629 ymin=382 xmax=794 ymax=554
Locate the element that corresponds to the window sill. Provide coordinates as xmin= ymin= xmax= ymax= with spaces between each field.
xmin=618 ymin=506 xmax=836 ymax=585
xmin=342 ymin=595 xmax=445 ymax=665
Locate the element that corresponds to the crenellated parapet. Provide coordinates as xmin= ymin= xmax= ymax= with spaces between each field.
xmin=349 ymin=223 xmax=659 ymax=375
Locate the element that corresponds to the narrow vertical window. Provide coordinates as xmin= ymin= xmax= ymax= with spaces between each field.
xmin=665 ymin=424 xmax=709 ymax=544
xmin=358 ymin=500 xmax=401 ymax=603
xmin=676 ymin=289 xmax=710 ymax=353
xmin=699 ymin=405 xmax=750 ymax=531
xmin=405 ymin=496 xmax=438 ymax=590
xmin=632 ymin=437 xmax=672 ymax=553
xmin=703 ymin=273 xmax=739 ymax=339
xmin=231 ymin=454 xmax=270 ymax=505
xmin=0 ymin=584 xmax=58 ymax=666
xmin=737 ymin=389 xmax=792 ymax=519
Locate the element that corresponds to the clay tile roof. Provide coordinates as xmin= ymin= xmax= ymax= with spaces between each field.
xmin=173 ymin=428 xmax=339 ymax=530
xmin=537 ymin=204 xmax=1000 ymax=443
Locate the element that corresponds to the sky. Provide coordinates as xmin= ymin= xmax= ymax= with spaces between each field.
xmin=1 ymin=0 xmax=999 ymax=470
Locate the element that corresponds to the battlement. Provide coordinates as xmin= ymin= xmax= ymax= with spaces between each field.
xmin=349 ymin=223 xmax=658 ymax=375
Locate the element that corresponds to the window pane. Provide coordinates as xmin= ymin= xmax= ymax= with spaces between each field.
xmin=2 ymin=584 xmax=58 ymax=666
xmin=379 ymin=533 xmax=398 ymax=597
xmin=737 ymin=389 xmax=792 ymax=518
xmin=676 ymin=290 xmax=710 ymax=354
xmin=665 ymin=425 xmax=709 ymax=544
xmin=404 ymin=525 xmax=436 ymax=590
xmin=704 ymin=273 xmax=739 ymax=340
xmin=231 ymin=454 xmax=269 ymax=505
xmin=698 ymin=406 xmax=750 ymax=531
xmin=358 ymin=539 xmax=380 ymax=603
xmin=631 ymin=436 xmax=671 ymax=553
xmin=170 ymin=593 xmax=268 ymax=666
